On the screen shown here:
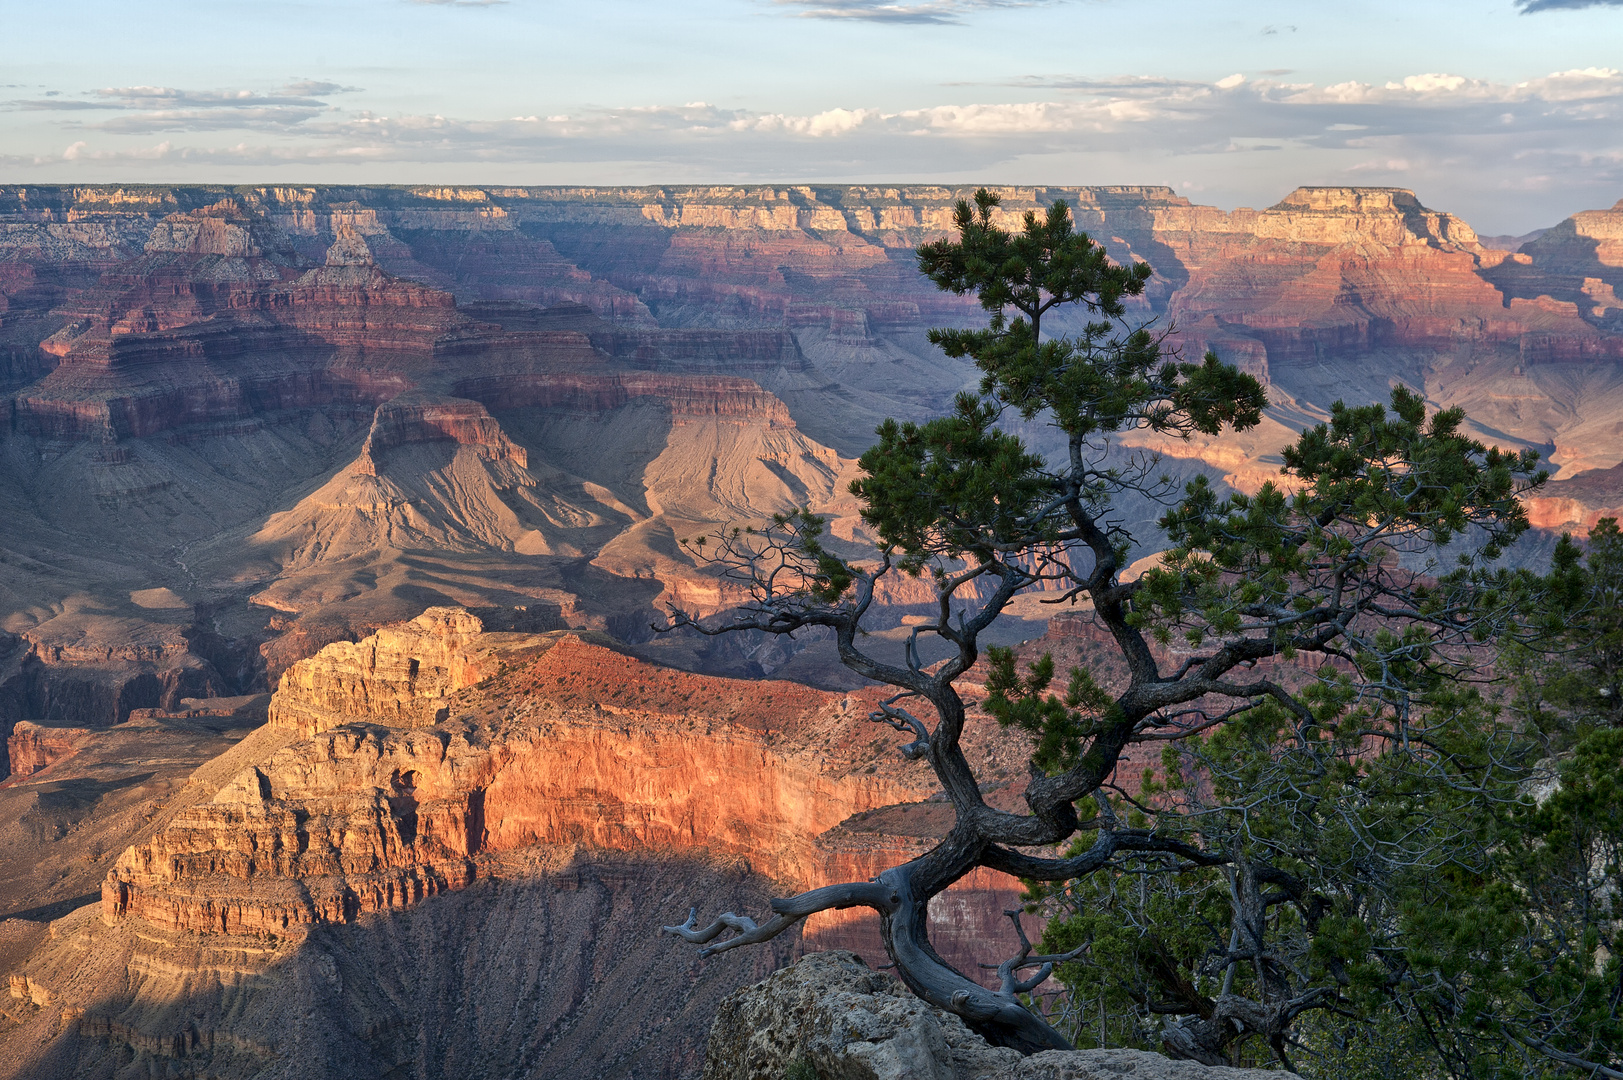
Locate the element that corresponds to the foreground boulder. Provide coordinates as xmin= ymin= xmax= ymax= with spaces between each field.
xmin=702 ymin=951 xmax=1298 ymax=1080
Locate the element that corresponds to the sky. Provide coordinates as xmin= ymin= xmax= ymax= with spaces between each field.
xmin=3 ymin=0 xmax=1622 ymax=233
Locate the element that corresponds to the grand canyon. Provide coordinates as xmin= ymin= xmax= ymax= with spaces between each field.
xmin=1 ymin=182 xmax=1621 ymax=1079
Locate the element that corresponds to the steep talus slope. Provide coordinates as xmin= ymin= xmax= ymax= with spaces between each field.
xmin=0 ymin=609 xmax=1036 ymax=1080
xmin=6 ymin=856 xmax=785 ymax=1080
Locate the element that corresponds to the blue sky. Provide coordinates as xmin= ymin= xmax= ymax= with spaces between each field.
xmin=3 ymin=0 xmax=1622 ymax=232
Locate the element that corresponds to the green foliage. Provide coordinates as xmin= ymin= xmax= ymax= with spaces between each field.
xmin=857 ymin=190 xmax=1267 ymax=578
xmin=1031 ymin=684 xmax=1520 ymax=1073
xmin=1035 ymin=860 xmax=1231 ymax=1053
xmin=1280 ymin=386 xmax=1539 ymax=557
xmin=864 ymin=187 xmax=1267 ymax=769
xmin=775 ymin=508 xmax=856 ymax=603
xmin=916 ymin=189 xmax=1266 ymax=441
xmin=1144 ymin=386 xmax=1545 ymax=655
xmin=1292 ymin=1011 xmax=1448 ymax=1080
xmin=1507 ymin=517 xmax=1623 ymax=746
xmin=1410 ymin=726 xmax=1623 ymax=1078
xmin=897 ymin=193 xmax=1586 ymax=1076
xmin=680 ymin=508 xmax=855 ymax=605
xmin=852 ymin=394 xmax=1049 ymax=570
xmin=982 ymin=647 xmax=1118 ymax=774
xmin=1034 ymin=648 xmax=1623 ymax=1079
xmin=784 ymin=1056 xmax=820 ymax=1080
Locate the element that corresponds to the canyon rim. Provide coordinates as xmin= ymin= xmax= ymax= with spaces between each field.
xmin=0 ymin=182 xmax=1620 ymax=1078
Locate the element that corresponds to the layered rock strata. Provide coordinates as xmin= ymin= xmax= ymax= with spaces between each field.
xmin=9 ymin=184 xmax=1621 ymax=367
xmin=105 ymin=609 xmax=1033 ymax=959
xmin=0 ymin=608 xmax=1053 ymax=1078
xmin=265 ymin=606 xmax=489 ymax=736
xmin=0 ymin=188 xmax=858 ymax=738
xmin=5 ymin=183 xmax=1623 ymax=739
xmin=2 ymin=722 xmax=89 ymax=779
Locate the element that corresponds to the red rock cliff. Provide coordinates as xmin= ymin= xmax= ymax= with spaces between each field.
xmin=107 ymin=612 xmax=1032 ymax=971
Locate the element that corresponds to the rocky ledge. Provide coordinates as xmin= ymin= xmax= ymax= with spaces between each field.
xmin=702 ymin=951 xmax=1297 ymax=1080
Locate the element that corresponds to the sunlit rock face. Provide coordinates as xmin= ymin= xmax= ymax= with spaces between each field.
xmin=0 ymin=610 xmax=1036 ymax=1080
xmin=106 ymin=612 xmax=1027 ymax=946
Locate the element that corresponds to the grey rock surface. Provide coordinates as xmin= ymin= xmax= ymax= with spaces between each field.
xmin=701 ymin=951 xmax=1299 ymax=1080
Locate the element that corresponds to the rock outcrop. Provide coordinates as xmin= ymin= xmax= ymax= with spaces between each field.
xmin=265 ymin=606 xmax=490 ymax=735
xmin=2 ymin=722 xmax=89 ymax=779
xmin=0 ymin=608 xmax=1055 ymax=1079
xmin=701 ymin=951 xmax=1299 ymax=1080
xmin=351 ymin=394 xmax=528 ymax=475
xmin=104 ymin=611 xmax=1031 ymax=957
xmin=1523 ymin=459 xmax=1623 ymax=531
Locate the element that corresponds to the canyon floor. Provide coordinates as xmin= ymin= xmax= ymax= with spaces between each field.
xmin=0 ymin=182 xmax=1620 ymax=1077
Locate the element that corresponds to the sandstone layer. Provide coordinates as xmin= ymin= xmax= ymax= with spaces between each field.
xmin=105 ymin=610 xmax=1032 ymax=954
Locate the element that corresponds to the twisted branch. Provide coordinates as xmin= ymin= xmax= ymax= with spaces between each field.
xmin=870 ymin=692 xmax=932 ymax=760
xmin=980 ymin=908 xmax=1088 ymax=995
xmin=662 ymin=881 xmax=902 ymax=958
xmin=660 ymin=908 xmax=804 ymax=958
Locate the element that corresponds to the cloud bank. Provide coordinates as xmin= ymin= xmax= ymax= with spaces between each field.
xmin=5 ymin=67 xmax=1620 ymax=230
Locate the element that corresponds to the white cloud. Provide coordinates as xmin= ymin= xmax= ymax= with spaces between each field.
xmin=1347 ymin=157 xmax=1412 ymax=173
xmin=1389 ymin=73 xmax=1470 ymax=93
xmin=17 ymin=68 xmax=1623 ymax=155
xmin=733 ymin=107 xmax=880 ymax=136
xmin=7 ymin=67 xmax=1621 ymax=232
xmin=3 ymin=81 xmax=363 ymax=135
